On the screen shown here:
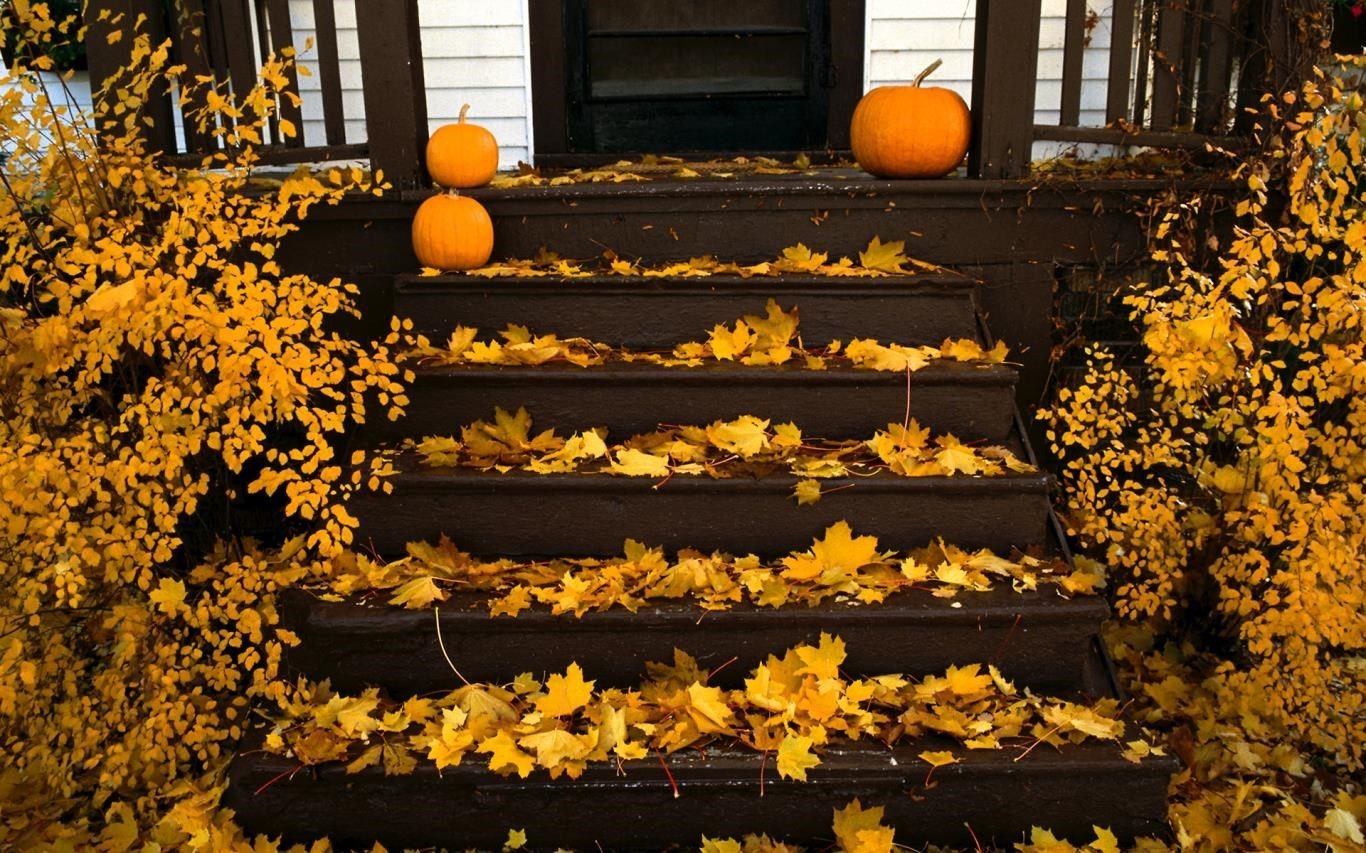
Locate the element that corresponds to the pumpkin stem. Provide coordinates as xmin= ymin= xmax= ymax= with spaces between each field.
xmin=912 ymin=59 xmax=943 ymax=88
xmin=459 ymin=103 xmax=471 ymax=123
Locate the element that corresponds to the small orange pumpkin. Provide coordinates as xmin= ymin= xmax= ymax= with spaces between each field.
xmin=850 ymin=59 xmax=971 ymax=179
xmin=411 ymin=191 xmax=494 ymax=271
xmin=426 ymin=104 xmax=499 ymax=188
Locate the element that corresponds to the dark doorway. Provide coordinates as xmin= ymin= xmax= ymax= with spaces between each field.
xmin=530 ymin=0 xmax=865 ymax=162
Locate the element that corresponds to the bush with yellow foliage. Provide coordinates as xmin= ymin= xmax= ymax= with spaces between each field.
xmin=0 ymin=6 xmax=405 ymax=845
xmin=1042 ymin=66 xmax=1366 ymax=772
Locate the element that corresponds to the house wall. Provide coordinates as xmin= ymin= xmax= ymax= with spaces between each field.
xmin=866 ymin=0 xmax=1121 ymax=161
xmin=4 ymin=0 xmax=1123 ymax=167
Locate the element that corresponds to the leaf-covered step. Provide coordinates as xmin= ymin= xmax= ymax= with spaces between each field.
xmin=349 ymin=467 xmax=1051 ymax=557
xmin=393 ymin=274 xmax=981 ymax=347
xmin=226 ymin=736 xmax=1172 ymax=850
xmin=379 ymin=361 xmax=1018 ymax=443
xmin=280 ymin=586 xmax=1109 ymax=696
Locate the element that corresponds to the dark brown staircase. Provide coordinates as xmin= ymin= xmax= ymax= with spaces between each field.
xmin=227 ymin=183 xmax=1173 ymax=850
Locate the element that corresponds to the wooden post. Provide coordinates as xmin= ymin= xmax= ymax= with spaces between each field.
xmin=84 ymin=0 xmax=176 ymax=154
xmin=354 ymin=0 xmax=429 ymax=190
xmin=969 ymin=0 xmax=1042 ymax=179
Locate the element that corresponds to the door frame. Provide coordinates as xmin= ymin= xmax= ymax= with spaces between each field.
xmin=527 ymin=0 xmax=866 ymax=165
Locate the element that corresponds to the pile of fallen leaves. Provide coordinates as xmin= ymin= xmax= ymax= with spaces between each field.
xmin=263 ymin=635 xmax=1134 ymax=782
xmin=433 ymin=238 xmax=950 ymax=280
xmin=487 ymin=154 xmax=833 ymax=188
xmin=324 ymin=521 xmax=1102 ymax=615
xmin=412 ymin=409 xmax=1032 ymax=489
xmin=408 ymin=298 xmax=1008 ymax=372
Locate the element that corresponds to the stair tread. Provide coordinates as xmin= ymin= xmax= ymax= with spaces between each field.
xmin=407 ymin=359 xmax=1016 ymax=384
xmin=281 ymin=585 xmax=1109 ymax=695
xmin=396 ymin=272 xmax=975 ymax=290
xmin=393 ymin=273 xmax=985 ymax=347
xmin=226 ymin=728 xmax=1175 ymax=848
xmin=351 ymin=466 xmax=1051 ymax=558
xmin=387 ymin=361 xmax=1019 ymax=443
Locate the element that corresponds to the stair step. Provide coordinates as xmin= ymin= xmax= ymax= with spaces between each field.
xmin=351 ymin=468 xmax=1051 ymax=558
xmin=280 ymin=587 xmax=1109 ymax=696
xmin=459 ymin=173 xmax=1132 ymax=265
xmin=381 ymin=361 xmax=1018 ymax=443
xmin=225 ymin=732 xmax=1174 ymax=849
xmin=394 ymin=274 xmax=980 ymax=347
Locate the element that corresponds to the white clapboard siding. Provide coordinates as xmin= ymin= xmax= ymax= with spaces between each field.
xmin=867 ymin=0 xmax=1126 ymax=160
xmin=10 ymin=2 xmax=1137 ymax=169
xmin=285 ymin=0 xmax=531 ymax=169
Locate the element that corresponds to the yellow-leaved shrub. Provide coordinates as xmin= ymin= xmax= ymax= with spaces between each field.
xmin=0 ymin=6 xmax=406 ymax=845
xmin=1042 ymin=65 xmax=1366 ymax=770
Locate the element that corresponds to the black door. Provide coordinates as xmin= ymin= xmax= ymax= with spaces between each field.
xmin=562 ymin=0 xmax=832 ymax=153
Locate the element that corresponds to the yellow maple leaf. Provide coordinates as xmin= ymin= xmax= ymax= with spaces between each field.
xmin=479 ymin=731 xmax=536 ymax=778
xmin=934 ymin=439 xmax=988 ymax=475
xmin=535 ymin=662 xmax=595 ymax=717
xmin=775 ymin=734 xmax=821 ymax=781
xmin=707 ymin=415 xmax=771 ymax=458
xmin=779 ymin=243 xmax=829 ymax=271
xmin=708 ymin=321 xmax=756 ymax=360
xmin=939 ymin=338 xmax=991 ymax=362
xmin=743 ymin=299 xmax=800 ymax=349
xmin=445 ymin=325 xmax=478 ymax=358
xmin=917 ymin=749 xmax=960 ymax=769
xmin=504 ymin=828 xmax=528 ymax=851
xmin=858 ymin=236 xmax=908 ymax=273
xmin=832 ymin=799 xmax=894 ymax=853
xmin=518 ymin=727 xmax=593 ymax=771
xmin=388 ymin=576 xmax=446 ymax=609
xmin=811 ymin=522 xmax=882 ymax=573
xmin=686 ymin=683 xmax=738 ymax=734
xmin=794 ymin=633 xmax=847 ymax=680
xmin=700 ymin=839 xmax=743 ymax=853
xmin=944 ymin=664 xmax=994 ymax=696
xmin=792 ymin=479 xmax=822 ymax=505
xmin=608 ymin=448 xmax=671 ymax=477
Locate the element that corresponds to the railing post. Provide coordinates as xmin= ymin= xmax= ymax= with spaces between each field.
xmin=354 ymin=0 xmax=429 ymax=190
xmin=969 ymin=0 xmax=1041 ymax=179
xmin=85 ymin=0 xmax=176 ymax=155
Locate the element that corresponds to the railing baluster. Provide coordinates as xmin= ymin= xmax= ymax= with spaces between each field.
xmin=215 ymin=0 xmax=259 ymax=102
xmin=1132 ymin=0 xmax=1156 ymax=127
xmin=169 ymin=0 xmax=217 ymax=153
xmin=262 ymin=0 xmax=305 ymax=147
xmin=1106 ymin=0 xmax=1137 ymax=124
xmin=354 ymin=0 xmax=429 ymax=189
xmin=312 ymin=0 xmax=348 ymax=146
xmin=1060 ymin=0 xmax=1088 ymax=127
xmin=970 ymin=0 xmax=1043 ymax=178
xmin=1196 ymin=0 xmax=1235 ymax=134
xmin=86 ymin=0 xmax=176 ymax=153
xmin=1176 ymin=0 xmax=1206 ymax=128
xmin=1150 ymin=0 xmax=1185 ymax=130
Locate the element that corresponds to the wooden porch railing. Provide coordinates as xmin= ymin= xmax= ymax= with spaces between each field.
xmin=84 ymin=0 xmax=431 ymax=189
xmin=972 ymin=0 xmax=1263 ymax=178
xmin=84 ymin=1 xmax=1271 ymax=185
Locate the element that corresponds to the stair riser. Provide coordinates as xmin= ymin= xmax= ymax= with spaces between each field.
xmin=394 ymin=278 xmax=979 ymax=347
xmin=281 ymin=590 xmax=1111 ymax=696
xmin=382 ymin=368 xmax=1017 ymax=443
xmin=459 ymin=180 xmax=1146 ymax=265
xmin=351 ymin=476 xmax=1051 ymax=558
xmin=226 ymin=742 xmax=1172 ymax=849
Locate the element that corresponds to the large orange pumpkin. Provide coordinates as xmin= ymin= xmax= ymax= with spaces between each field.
xmin=426 ymin=104 xmax=499 ymax=188
xmin=850 ymin=60 xmax=971 ymax=179
xmin=411 ymin=191 xmax=494 ymax=271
